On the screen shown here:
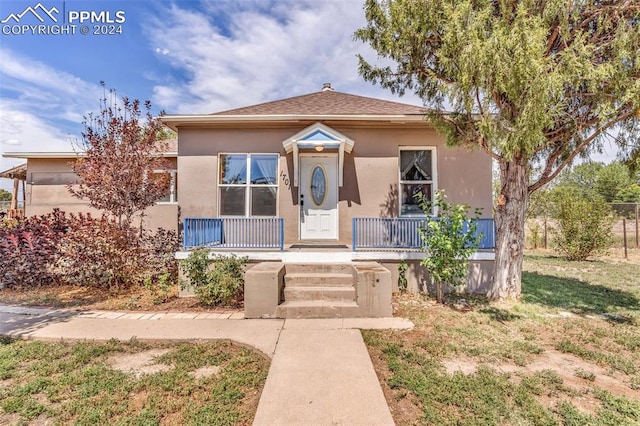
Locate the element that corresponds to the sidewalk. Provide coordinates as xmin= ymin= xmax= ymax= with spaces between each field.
xmin=1 ymin=305 xmax=413 ymax=425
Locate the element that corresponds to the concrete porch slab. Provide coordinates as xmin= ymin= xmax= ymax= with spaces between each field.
xmin=175 ymin=249 xmax=495 ymax=262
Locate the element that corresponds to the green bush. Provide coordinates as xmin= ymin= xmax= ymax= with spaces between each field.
xmin=552 ymin=196 xmax=615 ymax=261
xmin=397 ymin=260 xmax=408 ymax=292
xmin=179 ymin=249 xmax=247 ymax=307
xmin=417 ymin=190 xmax=482 ymax=303
xmin=616 ymin=184 xmax=640 ymax=203
xmin=527 ymin=222 xmax=542 ymax=249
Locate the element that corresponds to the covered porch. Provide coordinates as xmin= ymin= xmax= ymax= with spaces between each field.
xmin=177 ymin=217 xmax=496 ymax=318
xmin=181 ymin=216 xmax=496 ymax=252
xmin=179 ymin=216 xmax=496 ymax=298
xmin=0 ymin=163 xmax=26 ymax=219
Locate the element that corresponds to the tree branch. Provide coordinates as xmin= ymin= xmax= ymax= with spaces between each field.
xmin=529 ymin=109 xmax=636 ymax=192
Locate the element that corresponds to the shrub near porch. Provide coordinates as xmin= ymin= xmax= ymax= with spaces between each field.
xmin=0 ymin=211 xmax=181 ymax=308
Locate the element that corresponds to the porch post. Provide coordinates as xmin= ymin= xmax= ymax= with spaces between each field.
xmin=338 ymin=143 xmax=345 ymax=187
xmin=11 ymin=177 xmax=18 ymax=210
xmin=292 ymin=144 xmax=299 ymax=187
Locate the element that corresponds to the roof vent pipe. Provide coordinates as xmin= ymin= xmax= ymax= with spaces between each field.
xmin=321 ymin=83 xmax=334 ymax=91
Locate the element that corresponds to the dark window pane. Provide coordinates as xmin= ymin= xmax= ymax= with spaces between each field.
xmin=220 ymin=187 xmax=246 ymax=215
xmin=31 ymin=172 xmax=79 ymax=185
xmin=250 ymin=155 xmax=278 ymax=184
xmin=310 ymin=166 xmax=327 ymax=206
xmin=158 ymin=174 xmax=171 ymax=202
xmin=400 ymin=183 xmax=431 ymax=215
xmin=251 ymin=187 xmax=277 ymax=216
xmin=400 ymin=150 xmax=432 ymax=181
xmin=158 ymin=173 xmax=177 ymax=203
xmin=173 ymin=173 xmax=178 ymax=202
xmin=220 ymin=154 xmax=247 ymax=184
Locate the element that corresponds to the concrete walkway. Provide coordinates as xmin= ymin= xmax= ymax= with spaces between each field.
xmin=1 ymin=305 xmax=412 ymax=425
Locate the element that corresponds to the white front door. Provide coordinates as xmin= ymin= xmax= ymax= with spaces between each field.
xmin=300 ymin=155 xmax=338 ymax=240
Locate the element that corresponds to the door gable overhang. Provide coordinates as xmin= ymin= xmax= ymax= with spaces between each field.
xmin=282 ymin=122 xmax=354 ymax=187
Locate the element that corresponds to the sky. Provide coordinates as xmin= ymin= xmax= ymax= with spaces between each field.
xmin=0 ymin=0 xmax=620 ymax=193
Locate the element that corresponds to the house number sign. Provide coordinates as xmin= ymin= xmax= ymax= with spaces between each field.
xmin=280 ymin=170 xmax=291 ymax=190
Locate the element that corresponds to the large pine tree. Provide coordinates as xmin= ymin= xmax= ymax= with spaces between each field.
xmin=356 ymin=0 xmax=640 ymax=299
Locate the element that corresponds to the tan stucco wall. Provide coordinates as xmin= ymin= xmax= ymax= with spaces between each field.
xmin=177 ymin=122 xmax=492 ymax=245
xmin=380 ymin=259 xmax=495 ymax=295
xmin=24 ymin=158 xmax=179 ymax=231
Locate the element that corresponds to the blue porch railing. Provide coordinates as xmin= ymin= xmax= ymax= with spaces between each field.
xmin=183 ymin=217 xmax=284 ymax=251
xmin=352 ymin=217 xmax=495 ymax=251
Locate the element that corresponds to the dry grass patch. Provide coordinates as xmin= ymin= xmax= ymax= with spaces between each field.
xmin=366 ymin=254 xmax=640 ymax=425
xmin=0 ymin=339 xmax=269 ymax=425
xmin=107 ymin=348 xmax=173 ymax=378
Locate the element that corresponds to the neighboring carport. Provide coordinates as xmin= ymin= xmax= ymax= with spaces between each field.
xmin=0 ymin=162 xmax=27 ymax=219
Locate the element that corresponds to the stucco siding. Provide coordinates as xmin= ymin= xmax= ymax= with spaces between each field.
xmin=24 ymin=157 xmax=179 ymax=232
xmin=175 ymin=123 xmax=492 ymax=244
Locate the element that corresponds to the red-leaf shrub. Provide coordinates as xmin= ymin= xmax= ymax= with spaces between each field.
xmin=51 ymin=213 xmax=146 ymax=289
xmin=140 ymin=227 xmax=181 ymax=284
xmin=1 ymin=209 xmax=180 ymax=291
xmin=139 ymin=227 xmax=181 ymax=303
xmin=0 ymin=209 xmax=69 ymax=289
xmin=51 ymin=215 xmax=181 ymax=290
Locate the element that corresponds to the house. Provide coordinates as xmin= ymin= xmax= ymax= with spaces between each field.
xmin=2 ymin=140 xmax=179 ymax=231
xmin=161 ymin=84 xmax=495 ymax=318
xmin=3 ymin=85 xmax=495 ymax=318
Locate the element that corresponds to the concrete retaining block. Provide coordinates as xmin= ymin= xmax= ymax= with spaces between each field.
xmin=352 ymin=262 xmax=393 ymax=317
xmin=245 ymin=262 xmax=285 ymax=318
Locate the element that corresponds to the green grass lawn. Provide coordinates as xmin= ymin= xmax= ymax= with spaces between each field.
xmin=0 ymin=339 xmax=269 ymax=425
xmin=366 ymin=253 xmax=640 ymax=425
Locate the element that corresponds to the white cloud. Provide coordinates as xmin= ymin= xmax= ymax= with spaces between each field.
xmin=0 ymin=49 xmax=103 ymax=158
xmin=0 ymin=101 xmax=76 ymax=191
xmin=0 ymin=48 xmax=102 ymax=121
xmin=147 ymin=1 xmax=422 ymax=114
xmin=0 ymin=49 xmax=105 ymax=184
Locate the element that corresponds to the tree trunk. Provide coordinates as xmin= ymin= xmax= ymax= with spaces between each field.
xmin=488 ymin=157 xmax=529 ymax=300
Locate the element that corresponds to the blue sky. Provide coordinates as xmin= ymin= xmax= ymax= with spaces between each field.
xmin=0 ymin=0 xmax=619 ymax=192
xmin=1 ymin=0 xmax=427 ymax=191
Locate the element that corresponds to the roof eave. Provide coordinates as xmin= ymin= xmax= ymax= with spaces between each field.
xmin=2 ymin=152 xmax=178 ymax=159
xmin=160 ymin=114 xmax=429 ymax=130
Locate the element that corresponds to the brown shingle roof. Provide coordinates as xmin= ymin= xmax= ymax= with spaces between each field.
xmin=155 ymin=138 xmax=177 ymax=153
xmin=213 ymin=89 xmax=426 ymax=116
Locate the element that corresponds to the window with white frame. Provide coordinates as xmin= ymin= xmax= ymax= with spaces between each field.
xmin=399 ymin=148 xmax=436 ymax=215
xmin=218 ymin=154 xmax=278 ymax=216
xmin=156 ymin=170 xmax=178 ymax=203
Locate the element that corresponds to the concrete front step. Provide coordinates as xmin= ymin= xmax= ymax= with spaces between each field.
xmin=284 ymin=263 xmax=352 ymax=274
xmin=275 ymin=301 xmax=361 ymax=319
xmin=284 ymin=273 xmax=353 ymax=287
xmin=284 ymin=285 xmax=356 ymax=302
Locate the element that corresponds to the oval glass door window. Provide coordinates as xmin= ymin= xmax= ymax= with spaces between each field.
xmin=310 ymin=165 xmax=327 ymax=206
